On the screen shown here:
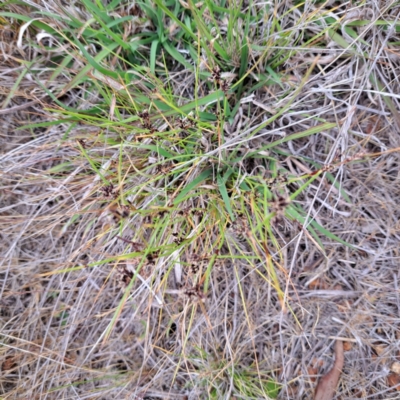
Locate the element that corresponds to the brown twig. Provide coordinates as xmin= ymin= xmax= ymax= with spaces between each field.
xmin=314 ymin=340 xmax=344 ymax=400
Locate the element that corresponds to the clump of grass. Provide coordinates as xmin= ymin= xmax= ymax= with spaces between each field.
xmin=2 ymin=0 xmax=400 ymax=398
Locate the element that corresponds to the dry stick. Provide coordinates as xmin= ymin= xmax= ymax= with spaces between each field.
xmin=0 ymin=99 xmax=42 ymax=114
xmin=314 ymin=340 xmax=344 ymax=400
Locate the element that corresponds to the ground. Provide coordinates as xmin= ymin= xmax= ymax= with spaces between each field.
xmin=1 ymin=1 xmax=400 ymax=399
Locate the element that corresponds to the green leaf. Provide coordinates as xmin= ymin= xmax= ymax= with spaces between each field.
xmin=152 ymin=0 xmax=197 ymax=41
xmin=266 ymin=66 xmax=284 ymax=88
xmin=16 ymin=119 xmax=77 ymax=130
xmin=0 ymin=12 xmax=57 ymax=34
xmin=150 ymin=40 xmax=159 ymax=74
xmin=163 ymin=41 xmax=193 ymax=70
xmin=47 ymin=162 xmax=73 ymax=174
xmin=287 ymin=206 xmax=353 ymax=249
xmin=105 ymin=0 xmax=124 ymax=10
xmin=173 ymin=169 xmax=213 ymax=205
xmin=236 ymin=7 xmax=250 ymax=96
xmin=217 ymin=174 xmax=234 ymax=220
xmin=138 ymin=144 xmax=175 ymax=159
xmin=265 ymin=380 xmax=280 ymax=399
xmin=289 ymin=173 xmax=320 ymax=201
xmin=90 ymin=15 xmax=131 ymax=50
xmin=77 ymin=142 xmax=109 ymax=185
xmin=309 ymin=218 xmax=354 ymax=249
xmin=187 ymin=0 xmax=228 ymax=61
xmin=69 ymin=38 xmax=120 ymax=79
xmin=248 ymin=122 xmax=337 ymax=156
xmin=80 ymin=0 xmax=112 ymax=23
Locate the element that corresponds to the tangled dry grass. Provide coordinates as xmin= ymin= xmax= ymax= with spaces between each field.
xmin=1 ymin=1 xmax=400 ymax=399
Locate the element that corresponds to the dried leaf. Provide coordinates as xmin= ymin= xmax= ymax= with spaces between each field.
xmin=372 ymin=344 xmax=389 ymax=364
xmin=387 ymin=373 xmax=400 ymax=391
xmin=1 ymin=356 xmax=16 ymax=372
xmin=351 ymin=388 xmax=366 ymax=398
xmin=343 ymin=341 xmax=352 ymax=351
xmin=391 ymin=362 xmax=400 ymax=375
xmin=309 ymin=277 xmax=329 ymax=290
xmin=308 ymin=365 xmax=319 ymax=382
xmin=314 ymin=340 xmax=344 ymax=400
xmin=287 ymin=382 xmax=299 ymax=397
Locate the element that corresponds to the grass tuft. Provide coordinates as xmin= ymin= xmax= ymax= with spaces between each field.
xmin=2 ymin=0 xmax=400 ymax=398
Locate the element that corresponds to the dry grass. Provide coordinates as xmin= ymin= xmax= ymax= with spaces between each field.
xmin=1 ymin=1 xmax=400 ymax=399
